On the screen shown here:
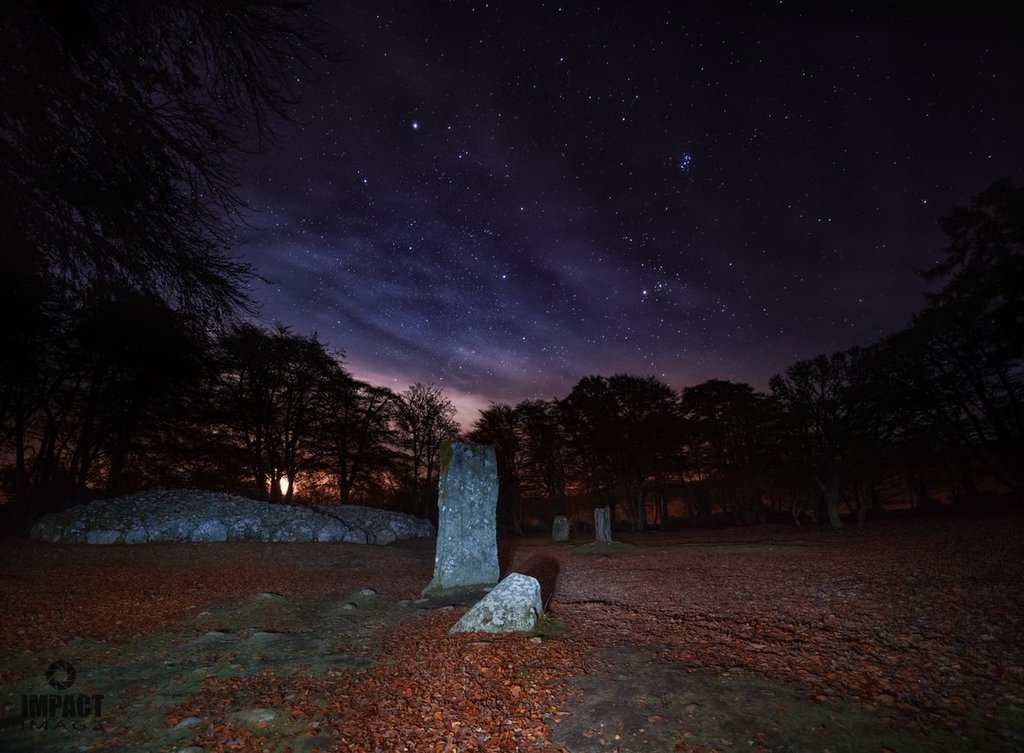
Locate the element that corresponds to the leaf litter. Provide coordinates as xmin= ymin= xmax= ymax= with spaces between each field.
xmin=0 ymin=510 xmax=1021 ymax=752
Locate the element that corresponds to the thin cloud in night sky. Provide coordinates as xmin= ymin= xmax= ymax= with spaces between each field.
xmin=234 ymin=2 xmax=1024 ymax=425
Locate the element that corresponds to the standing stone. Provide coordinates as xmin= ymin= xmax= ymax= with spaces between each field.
xmin=594 ymin=505 xmax=612 ymax=543
xmin=551 ymin=515 xmax=570 ymax=542
xmin=423 ymin=442 xmax=499 ymax=595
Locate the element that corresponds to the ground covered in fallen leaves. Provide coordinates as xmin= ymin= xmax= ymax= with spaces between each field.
xmin=1 ymin=508 xmax=1022 ymax=752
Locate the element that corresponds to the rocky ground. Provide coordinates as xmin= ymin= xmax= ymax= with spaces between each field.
xmin=28 ymin=489 xmax=434 ymax=545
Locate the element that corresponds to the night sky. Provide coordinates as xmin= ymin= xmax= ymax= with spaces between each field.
xmin=235 ymin=2 xmax=1023 ymax=427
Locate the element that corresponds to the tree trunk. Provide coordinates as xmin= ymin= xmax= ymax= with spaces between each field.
xmin=825 ymin=486 xmax=842 ymax=529
xmin=814 ymin=473 xmax=843 ymax=529
xmin=629 ymin=483 xmax=646 ymax=531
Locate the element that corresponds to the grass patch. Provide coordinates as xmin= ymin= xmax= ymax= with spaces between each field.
xmin=571 ymin=540 xmax=637 ymax=555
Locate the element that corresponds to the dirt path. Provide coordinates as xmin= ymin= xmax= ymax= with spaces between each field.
xmin=554 ymin=645 xmax=1006 ymax=753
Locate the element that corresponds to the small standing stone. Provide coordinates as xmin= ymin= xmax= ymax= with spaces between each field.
xmin=448 ymin=573 xmax=543 ymax=634
xmin=551 ymin=515 xmax=570 ymax=542
xmin=423 ymin=442 xmax=500 ymax=595
xmin=594 ymin=505 xmax=612 ymax=543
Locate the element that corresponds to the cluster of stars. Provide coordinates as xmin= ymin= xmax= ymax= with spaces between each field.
xmin=237 ymin=1 xmax=1023 ymax=425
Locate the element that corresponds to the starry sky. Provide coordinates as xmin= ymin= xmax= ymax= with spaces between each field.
xmin=235 ymin=1 xmax=1024 ymax=428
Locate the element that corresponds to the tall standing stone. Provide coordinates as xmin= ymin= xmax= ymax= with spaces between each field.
xmin=423 ymin=442 xmax=500 ymax=595
xmin=594 ymin=505 xmax=612 ymax=543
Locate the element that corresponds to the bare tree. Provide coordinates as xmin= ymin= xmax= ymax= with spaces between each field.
xmin=318 ymin=379 xmax=400 ymax=505
xmin=216 ymin=324 xmax=341 ymax=502
xmin=0 ymin=0 xmax=330 ymax=322
xmin=394 ymin=383 xmax=459 ymax=519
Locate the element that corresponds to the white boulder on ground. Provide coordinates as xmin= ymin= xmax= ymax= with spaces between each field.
xmin=448 ymin=572 xmax=543 ymax=634
xmin=29 ymin=489 xmax=434 ymax=545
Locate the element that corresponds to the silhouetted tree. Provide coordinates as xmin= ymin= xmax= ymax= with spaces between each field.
xmin=516 ymin=400 xmax=569 ymax=514
xmin=0 ymin=286 xmax=208 ymax=527
xmin=679 ymin=379 xmax=776 ymax=525
xmin=0 ymin=1 xmax=331 ymax=530
xmin=909 ymin=178 xmax=1024 ymax=496
xmin=79 ymin=290 xmax=208 ymax=495
xmin=394 ymin=383 xmax=459 ymax=519
xmin=0 ymin=253 xmax=66 ymax=525
xmin=0 ymin=0 xmax=329 ymax=323
xmin=770 ymin=351 xmax=870 ymax=528
xmin=608 ymin=374 xmax=679 ymax=530
xmin=559 ymin=375 xmax=678 ymax=531
xmin=216 ymin=324 xmax=341 ymax=502
xmin=557 ymin=376 xmax=621 ymax=510
xmin=318 ymin=378 xmax=400 ymax=505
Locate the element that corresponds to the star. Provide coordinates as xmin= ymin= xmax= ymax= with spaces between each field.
xmin=233 ymin=2 xmax=1024 ymax=426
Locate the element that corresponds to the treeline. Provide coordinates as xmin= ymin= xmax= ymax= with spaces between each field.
xmin=2 ymin=180 xmax=1017 ymax=535
xmin=469 ymin=179 xmax=1023 ymax=532
xmin=1 ymin=3 xmax=1019 ymax=534
xmin=0 ymin=294 xmax=458 ymax=529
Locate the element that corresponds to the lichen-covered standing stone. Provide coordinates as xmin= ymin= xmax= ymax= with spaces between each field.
xmin=423 ymin=442 xmax=499 ymax=595
xmin=551 ymin=515 xmax=570 ymax=541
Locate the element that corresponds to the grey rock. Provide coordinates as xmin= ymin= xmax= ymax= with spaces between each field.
xmin=315 ymin=505 xmax=434 ymax=540
xmin=448 ymin=573 xmax=543 ymax=634
xmin=86 ymin=529 xmax=121 ymax=545
xmin=269 ymin=522 xmax=306 ymax=542
xmin=314 ymin=519 xmax=351 ymax=542
xmin=124 ymin=524 xmax=149 ymax=544
xmin=62 ymin=529 xmax=86 ymax=544
xmin=227 ymin=707 xmax=277 ymax=725
xmin=342 ymin=528 xmax=368 ymax=544
xmin=552 ymin=515 xmax=570 ymax=542
xmin=190 ymin=520 xmax=227 ymax=543
xmin=226 ymin=516 xmax=264 ymax=540
xmin=424 ymin=443 xmax=500 ymax=595
xmin=150 ymin=517 xmax=191 ymax=541
xmin=247 ymin=632 xmax=278 ymax=642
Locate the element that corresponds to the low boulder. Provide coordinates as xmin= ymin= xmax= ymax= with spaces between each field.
xmin=448 ymin=573 xmax=543 ymax=634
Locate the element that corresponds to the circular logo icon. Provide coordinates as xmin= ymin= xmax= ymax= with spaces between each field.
xmin=46 ymin=660 xmax=76 ymax=690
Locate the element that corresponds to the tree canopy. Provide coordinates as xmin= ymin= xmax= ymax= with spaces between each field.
xmin=0 ymin=0 xmax=329 ymax=322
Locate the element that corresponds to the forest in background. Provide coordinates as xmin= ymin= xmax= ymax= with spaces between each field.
xmin=1 ymin=2 xmax=1020 ymax=535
